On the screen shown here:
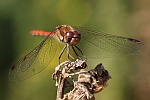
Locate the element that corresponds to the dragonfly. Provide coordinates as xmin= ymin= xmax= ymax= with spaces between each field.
xmin=9 ymin=25 xmax=144 ymax=82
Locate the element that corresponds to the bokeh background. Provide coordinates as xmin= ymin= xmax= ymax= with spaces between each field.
xmin=0 ymin=0 xmax=149 ymax=100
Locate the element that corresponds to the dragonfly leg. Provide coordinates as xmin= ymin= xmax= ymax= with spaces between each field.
xmin=69 ymin=54 xmax=75 ymax=60
xmin=58 ymin=44 xmax=67 ymax=64
xmin=67 ymin=45 xmax=71 ymax=62
xmin=72 ymin=46 xmax=81 ymax=59
xmin=74 ymin=46 xmax=87 ymax=60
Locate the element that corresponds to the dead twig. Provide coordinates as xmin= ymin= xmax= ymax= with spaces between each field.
xmin=52 ymin=59 xmax=111 ymax=100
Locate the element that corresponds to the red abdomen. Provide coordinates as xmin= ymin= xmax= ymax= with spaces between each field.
xmin=30 ymin=30 xmax=51 ymax=36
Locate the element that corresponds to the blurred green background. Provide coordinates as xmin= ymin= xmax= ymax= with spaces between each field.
xmin=0 ymin=0 xmax=149 ymax=100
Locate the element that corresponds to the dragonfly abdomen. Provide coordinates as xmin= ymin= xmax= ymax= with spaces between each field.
xmin=30 ymin=30 xmax=51 ymax=36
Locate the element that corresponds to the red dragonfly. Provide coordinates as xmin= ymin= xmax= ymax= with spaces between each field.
xmin=9 ymin=25 xmax=144 ymax=82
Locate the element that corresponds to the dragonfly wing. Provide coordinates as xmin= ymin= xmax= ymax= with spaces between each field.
xmin=73 ymin=26 xmax=144 ymax=58
xmin=9 ymin=36 xmax=57 ymax=82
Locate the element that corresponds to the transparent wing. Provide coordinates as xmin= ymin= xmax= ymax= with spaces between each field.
xmin=73 ymin=26 xmax=144 ymax=58
xmin=9 ymin=36 xmax=57 ymax=82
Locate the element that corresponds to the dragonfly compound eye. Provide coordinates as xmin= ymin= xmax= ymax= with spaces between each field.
xmin=71 ymin=31 xmax=81 ymax=46
xmin=64 ymin=31 xmax=81 ymax=46
xmin=64 ymin=31 xmax=74 ymax=43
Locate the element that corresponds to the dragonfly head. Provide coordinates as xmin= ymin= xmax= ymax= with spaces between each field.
xmin=55 ymin=25 xmax=81 ymax=46
xmin=64 ymin=30 xmax=81 ymax=46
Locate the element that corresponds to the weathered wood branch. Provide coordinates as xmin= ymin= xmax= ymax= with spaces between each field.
xmin=52 ymin=59 xmax=111 ymax=100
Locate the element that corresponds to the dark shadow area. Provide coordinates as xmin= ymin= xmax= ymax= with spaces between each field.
xmin=0 ymin=16 xmax=15 ymax=100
